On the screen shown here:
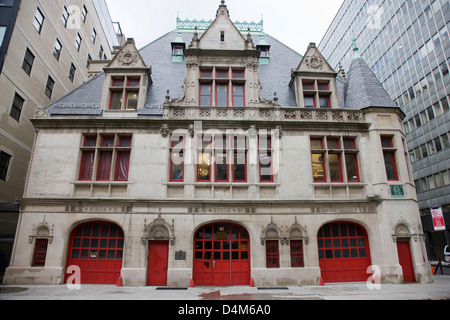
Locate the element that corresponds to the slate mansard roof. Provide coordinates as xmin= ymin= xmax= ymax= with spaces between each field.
xmin=46 ymin=29 xmax=397 ymax=116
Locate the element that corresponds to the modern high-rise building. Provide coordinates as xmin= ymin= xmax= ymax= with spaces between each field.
xmin=0 ymin=0 xmax=124 ymax=280
xmin=319 ymin=0 xmax=450 ymax=261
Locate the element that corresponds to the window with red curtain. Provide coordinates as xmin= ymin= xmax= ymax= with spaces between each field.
xmin=79 ymin=136 xmax=97 ymax=181
xmin=79 ymin=134 xmax=132 ymax=182
xmin=114 ymin=136 xmax=132 ymax=181
xmin=381 ymin=136 xmax=398 ymax=181
xmin=97 ymin=151 xmax=113 ymax=181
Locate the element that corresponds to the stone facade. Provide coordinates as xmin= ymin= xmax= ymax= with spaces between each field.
xmin=4 ymin=2 xmax=433 ymax=286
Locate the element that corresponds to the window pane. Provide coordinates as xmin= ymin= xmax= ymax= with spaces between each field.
xmin=79 ymin=151 xmax=95 ymax=180
xmin=115 ymin=151 xmax=130 ymax=181
xmin=381 ymin=137 xmax=393 ymax=148
xmin=328 ymin=154 xmax=342 ymax=182
xmin=311 ymin=138 xmax=323 ymax=149
xmin=343 ymin=139 xmax=355 ymax=149
xmin=319 ymin=96 xmax=330 ymax=108
xmin=127 ymin=78 xmax=140 ymax=87
xmin=215 ymin=153 xmax=228 ymax=181
xmin=260 ymin=153 xmax=272 ymax=182
xmin=303 ymin=82 xmax=314 ymax=90
xmin=312 ymin=153 xmax=325 ymax=181
xmin=345 ymin=153 xmax=359 ymax=182
xmin=384 ymin=151 xmax=398 ymax=180
xmin=233 ymin=152 xmax=246 ymax=181
xmin=216 ymin=84 xmax=228 ymax=106
xmin=171 ymin=149 xmax=184 ymax=181
xmin=200 ymin=84 xmax=212 ymax=106
xmin=110 ymin=92 xmax=122 ymax=110
xmin=197 ymin=152 xmax=211 ymax=181
xmin=126 ymin=92 xmax=139 ymax=110
xmin=216 ymin=70 xmax=228 ymax=78
xmin=97 ymin=151 xmax=113 ymax=180
xmin=304 ymin=96 xmax=315 ymax=108
xmin=233 ymin=85 xmax=244 ymax=107
xmin=112 ymin=78 xmax=125 ymax=87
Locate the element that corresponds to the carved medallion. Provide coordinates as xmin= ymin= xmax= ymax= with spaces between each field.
xmin=305 ymin=54 xmax=324 ymax=70
xmin=118 ymin=50 xmax=139 ymax=66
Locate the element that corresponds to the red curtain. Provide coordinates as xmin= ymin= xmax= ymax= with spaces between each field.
xmin=97 ymin=151 xmax=112 ymax=180
xmin=115 ymin=151 xmax=130 ymax=181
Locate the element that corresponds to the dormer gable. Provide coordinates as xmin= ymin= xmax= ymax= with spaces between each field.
xmin=294 ymin=43 xmax=335 ymax=74
xmin=197 ymin=1 xmax=247 ymax=51
xmin=106 ymin=38 xmax=149 ymax=70
xmin=101 ymin=38 xmax=152 ymax=111
xmin=291 ymin=43 xmax=340 ymax=109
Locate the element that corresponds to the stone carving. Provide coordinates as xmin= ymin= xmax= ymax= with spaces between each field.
xmin=286 ymin=218 xmax=309 ymax=245
xmin=261 ymin=217 xmax=284 ymax=245
xmin=160 ymin=124 xmax=170 ymax=138
xmin=29 ymin=219 xmax=54 ymax=244
xmin=305 ymin=54 xmax=324 ymax=70
xmin=142 ymin=214 xmax=175 ymax=245
xmin=117 ymin=49 xmax=139 ymax=66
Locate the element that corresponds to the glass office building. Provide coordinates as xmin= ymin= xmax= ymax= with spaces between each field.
xmin=319 ymin=0 xmax=450 ymax=261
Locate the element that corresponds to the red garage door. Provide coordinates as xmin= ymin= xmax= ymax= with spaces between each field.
xmin=65 ymin=222 xmax=124 ymax=285
xmin=193 ymin=223 xmax=250 ymax=286
xmin=318 ymin=222 xmax=371 ymax=283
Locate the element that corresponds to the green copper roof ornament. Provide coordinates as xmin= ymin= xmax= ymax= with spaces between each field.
xmin=352 ymin=37 xmax=361 ymax=59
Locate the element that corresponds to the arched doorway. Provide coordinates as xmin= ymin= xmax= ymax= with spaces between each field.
xmin=65 ymin=221 xmax=124 ymax=285
xmin=193 ymin=222 xmax=250 ymax=286
xmin=318 ymin=222 xmax=371 ymax=283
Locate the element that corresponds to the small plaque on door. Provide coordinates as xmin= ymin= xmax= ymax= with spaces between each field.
xmin=175 ymin=250 xmax=186 ymax=261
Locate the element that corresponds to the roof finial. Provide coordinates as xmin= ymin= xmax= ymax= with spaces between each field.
xmin=352 ymin=38 xmax=361 ymax=59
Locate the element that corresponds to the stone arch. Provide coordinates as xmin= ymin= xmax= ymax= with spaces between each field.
xmin=286 ymin=217 xmax=309 ymax=245
xmin=261 ymin=217 xmax=284 ymax=245
xmin=142 ymin=215 xmax=175 ymax=245
xmin=392 ymin=220 xmax=416 ymax=242
xmin=29 ymin=220 xmax=54 ymax=244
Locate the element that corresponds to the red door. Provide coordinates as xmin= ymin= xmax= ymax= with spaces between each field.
xmin=65 ymin=222 xmax=124 ymax=285
xmin=193 ymin=223 xmax=250 ymax=286
xmin=318 ymin=222 xmax=372 ymax=283
xmin=147 ymin=241 xmax=169 ymax=286
xmin=397 ymin=240 xmax=416 ymax=283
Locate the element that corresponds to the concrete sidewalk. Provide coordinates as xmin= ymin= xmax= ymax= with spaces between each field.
xmin=1 ymin=275 xmax=450 ymax=300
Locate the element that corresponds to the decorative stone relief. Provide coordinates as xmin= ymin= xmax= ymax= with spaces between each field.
xmin=261 ymin=217 xmax=284 ymax=245
xmin=117 ymin=49 xmax=139 ymax=66
xmin=305 ymin=54 xmax=324 ymax=70
xmin=160 ymin=124 xmax=170 ymax=138
xmin=142 ymin=214 xmax=175 ymax=245
xmin=29 ymin=219 xmax=54 ymax=244
xmin=391 ymin=219 xmax=421 ymax=242
xmin=285 ymin=218 xmax=309 ymax=245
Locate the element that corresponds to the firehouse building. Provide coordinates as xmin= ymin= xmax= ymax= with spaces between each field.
xmin=4 ymin=2 xmax=433 ymax=286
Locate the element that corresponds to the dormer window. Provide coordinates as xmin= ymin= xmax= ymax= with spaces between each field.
xmin=199 ymin=67 xmax=246 ymax=107
xmin=171 ymin=33 xmax=186 ymax=63
xmin=257 ymin=35 xmax=271 ymax=65
xmin=109 ymin=76 xmax=140 ymax=110
xmin=301 ymin=79 xmax=332 ymax=109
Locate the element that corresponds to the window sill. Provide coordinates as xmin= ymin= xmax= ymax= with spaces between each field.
xmin=72 ymin=181 xmax=129 ymax=198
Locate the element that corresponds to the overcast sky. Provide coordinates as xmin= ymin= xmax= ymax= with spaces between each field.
xmin=104 ymin=0 xmax=344 ymax=54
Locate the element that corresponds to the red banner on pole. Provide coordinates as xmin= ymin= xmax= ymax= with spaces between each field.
xmin=431 ymin=207 xmax=446 ymax=231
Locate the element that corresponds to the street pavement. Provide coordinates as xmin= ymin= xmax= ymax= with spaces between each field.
xmin=1 ymin=274 xmax=449 ymax=301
